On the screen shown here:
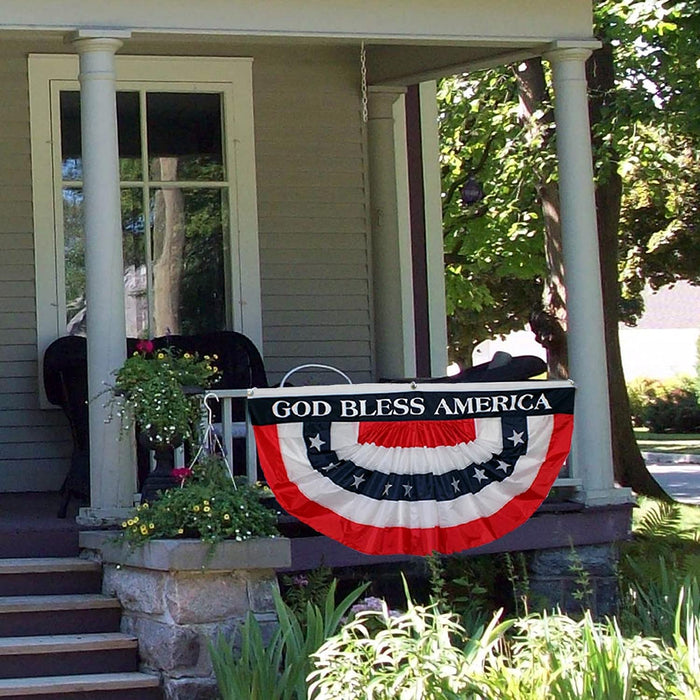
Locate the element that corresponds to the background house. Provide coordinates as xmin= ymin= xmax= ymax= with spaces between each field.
xmin=619 ymin=282 xmax=700 ymax=380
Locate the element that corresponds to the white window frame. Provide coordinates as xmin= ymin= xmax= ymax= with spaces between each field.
xmin=29 ymin=54 xmax=262 ymax=405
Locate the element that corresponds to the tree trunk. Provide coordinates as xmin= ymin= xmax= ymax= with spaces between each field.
xmin=516 ymin=51 xmax=670 ymax=499
xmin=587 ymin=46 xmax=671 ymax=500
xmin=514 ymin=59 xmax=569 ymax=379
xmin=152 ymin=157 xmax=186 ymax=336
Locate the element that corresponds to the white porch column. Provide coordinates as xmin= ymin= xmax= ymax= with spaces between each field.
xmin=545 ymin=44 xmax=629 ymax=505
xmin=367 ymin=87 xmax=416 ymax=380
xmin=417 ymin=82 xmax=448 ymax=378
xmin=72 ymin=32 xmax=136 ymax=522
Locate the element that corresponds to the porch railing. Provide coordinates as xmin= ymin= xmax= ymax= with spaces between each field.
xmin=203 ymin=389 xmax=258 ymax=484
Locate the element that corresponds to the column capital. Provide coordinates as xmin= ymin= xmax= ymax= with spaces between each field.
xmin=543 ymin=40 xmax=600 ymax=65
xmin=68 ymin=29 xmax=131 ymax=55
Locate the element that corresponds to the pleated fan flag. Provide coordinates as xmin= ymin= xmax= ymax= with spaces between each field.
xmin=248 ymin=381 xmax=575 ymax=556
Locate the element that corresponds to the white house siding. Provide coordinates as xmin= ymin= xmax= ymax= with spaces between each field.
xmin=0 ymin=41 xmax=374 ymax=491
xmin=0 ymin=43 xmax=73 ymax=491
xmin=253 ymin=46 xmax=373 ymax=383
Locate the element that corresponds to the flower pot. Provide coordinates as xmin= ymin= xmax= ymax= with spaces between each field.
xmin=138 ymin=432 xmax=181 ymax=503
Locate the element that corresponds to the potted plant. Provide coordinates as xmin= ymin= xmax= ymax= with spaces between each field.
xmin=121 ymin=454 xmax=279 ymax=547
xmin=108 ymin=339 xmax=220 ymax=500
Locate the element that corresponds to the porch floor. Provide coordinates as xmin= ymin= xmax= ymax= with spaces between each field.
xmin=0 ymin=492 xmax=82 ymax=558
xmin=0 ymin=491 xmax=634 ymax=568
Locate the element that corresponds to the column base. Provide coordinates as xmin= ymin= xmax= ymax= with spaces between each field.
xmin=77 ymin=506 xmax=135 ymax=528
xmin=578 ymin=486 xmax=634 ymax=507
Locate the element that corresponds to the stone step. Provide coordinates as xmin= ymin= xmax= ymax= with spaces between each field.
xmin=0 ymin=594 xmax=122 ymax=637
xmin=0 ymin=633 xmax=139 ymax=679
xmin=0 ymin=671 xmax=161 ymax=698
xmin=0 ymin=558 xmax=102 ymax=596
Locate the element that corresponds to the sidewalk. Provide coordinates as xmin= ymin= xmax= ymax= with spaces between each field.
xmin=643 ymin=452 xmax=700 ymax=505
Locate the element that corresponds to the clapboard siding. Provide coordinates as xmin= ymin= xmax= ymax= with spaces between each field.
xmin=263 ymin=295 xmax=369 ymax=311
xmin=254 ymin=46 xmax=373 ymax=383
xmin=0 ymin=425 xmax=71 ymax=445
xmin=0 ymin=43 xmax=70 ymax=492
xmin=264 ymin=309 xmax=370 ymax=328
xmin=0 ymin=409 xmax=67 ymax=428
xmin=0 ymin=42 xmax=374 ymax=492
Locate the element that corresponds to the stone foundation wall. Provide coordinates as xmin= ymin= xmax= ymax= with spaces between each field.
xmin=527 ymin=543 xmax=620 ymax=618
xmin=79 ymin=533 xmax=291 ymax=700
xmin=103 ymin=564 xmax=279 ymax=699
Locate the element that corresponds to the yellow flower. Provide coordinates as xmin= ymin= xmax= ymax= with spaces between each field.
xmin=223 ymin=513 xmax=231 ymax=521
xmin=141 ymin=502 xmax=149 ymax=509
xmin=127 ymin=519 xmax=135 ymax=526
xmin=149 ymin=523 xmax=155 ymax=530
xmin=203 ymin=506 xmax=211 ymax=513
xmin=121 ymin=521 xmax=127 ymax=528
xmin=139 ymin=525 xmax=148 ymax=535
xmin=157 ymin=352 xmax=165 ymax=359
xmin=203 ymin=500 xmax=210 ymax=506
xmin=193 ymin=505 xmax=200 ymax=512
xmin=184 ymin=353 xmax=192 ymax=359
xmin=177 ymin=528 xmax=184 ymax=534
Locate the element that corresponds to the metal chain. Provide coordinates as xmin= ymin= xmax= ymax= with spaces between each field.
xmin=360 ymin=41 xmax=368 ymax=123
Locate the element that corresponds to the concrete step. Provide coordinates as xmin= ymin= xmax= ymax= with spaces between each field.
xmin=0 ymin=594 xmax=122 ymax=637
xmin=0 ymin=558 xmax=102 ymax=596
xmin=0 ymin=671 xmax=161 ymax=699
xmin=0 ymin=633 xmax=139 ymax=679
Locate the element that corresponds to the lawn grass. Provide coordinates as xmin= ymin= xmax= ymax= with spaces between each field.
xmin=635 ymin=427 xmax=700 ymax=455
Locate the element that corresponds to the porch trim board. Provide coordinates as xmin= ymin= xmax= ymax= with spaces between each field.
xmin=0 ymin=1 xmax=595 ymax=44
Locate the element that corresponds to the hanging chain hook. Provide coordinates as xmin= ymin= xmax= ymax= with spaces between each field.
xmin=360 ymin=41 xmax=368 ymax=123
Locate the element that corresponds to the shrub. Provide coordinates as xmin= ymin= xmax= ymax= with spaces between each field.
xmin=627 ymin=376 xmax=700 ymax=433
xmin=308 ymin=587 xmax=699 ymax=700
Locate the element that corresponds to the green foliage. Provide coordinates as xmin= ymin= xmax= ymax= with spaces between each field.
xmin=439 ymin=1 xmax=700 ymax=360
xmin=597 ymin=0 xmax=700 ymax=321
xmin=308 ymin=581 xmax=511 ymax=700
xmin=120 ymin=456 xmax=278 ymax=545
xmin=308 ymin=580 xmax=698 ymax=700
xmin=210 ymin=580 xmax=368 ymax=700
xmin=426 ymin=551 xmax=532 ymax=624
xmin=479 ymin=605 xmax=694 ymax=699
xmin=280 ymin=566 xmax=334 ymax=617
xmin=438 ymin=70 xmax=548 ymax=362
xmin=109 ymin=344 xmax=220 ymax=447
xmin=627 ymin=376 xmax=700 ymax=433
xmin=619 ymin=498 xmax=700 ymax=639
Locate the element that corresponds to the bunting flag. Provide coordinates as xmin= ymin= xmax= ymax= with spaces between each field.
xmin=248 ymin=381 xmax=574 ymax=556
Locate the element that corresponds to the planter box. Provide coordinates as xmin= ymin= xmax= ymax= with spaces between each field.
xmin=79 ymin=530 xmax=291 ymax=571
xmin=79 ymin=532 xmax=291 ymax=700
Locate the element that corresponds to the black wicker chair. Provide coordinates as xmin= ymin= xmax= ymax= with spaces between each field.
xmin=43 ymin=331 xmax=268 ymax=517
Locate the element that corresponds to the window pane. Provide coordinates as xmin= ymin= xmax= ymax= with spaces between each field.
xmin=63 ymin=188 xmax=86 ymax=332
xmin=150 ymin=187 xmax=226 ymax=336
xmin=117 ymin=92 xmax=142 ymax=181
xmin=60 ymin=92 xmax=82 ymax=182
xmin=63 ymin=187 xmax=150 ymax=336
xmin=122 ymin=188 xmax=148 ymax=337
xmin=59 ymin=91 xmax=142 ymax=181
xmin=147 ymin=93 xmax=224 ymax=181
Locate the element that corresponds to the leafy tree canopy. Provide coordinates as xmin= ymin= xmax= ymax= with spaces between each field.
xmin=439 ymin=0 xmax=700 ymax=361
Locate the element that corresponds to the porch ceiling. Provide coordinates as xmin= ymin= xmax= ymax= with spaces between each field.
xmin=365 ymin=42 xmax=546 ymax=84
